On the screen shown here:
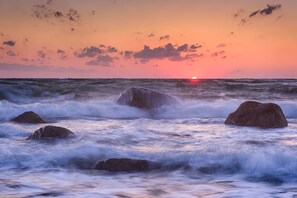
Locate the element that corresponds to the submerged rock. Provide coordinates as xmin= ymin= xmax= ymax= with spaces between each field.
xmin=27 ymin=125 xmax=75 ymax=140
xmin=94 ymin=158 xmax=160 ymax=172
xmin=117 ymin=87 xmax=180 ymax=109
xmin=225 ymin=101 xmax=288 ymax=128
xmin=11 ymin=111 xmax=46 ymax=124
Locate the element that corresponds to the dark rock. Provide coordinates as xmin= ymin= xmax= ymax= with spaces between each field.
xmin=117 ymin=87 xmax=180 ymax=109
xmin=198 ymin=163 xmax=241 ymax=174
xmin=94 ymin=158 xmax=160 ymax=172
xmin=225 ymin=101 xmax=288 ymax=128
xmin=11 ymin=111 xmax=46 ymax=124
xmin=27 ymin=125 xmax=75 ymax=140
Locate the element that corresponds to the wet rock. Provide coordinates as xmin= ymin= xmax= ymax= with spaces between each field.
xmin=11 ymin=111 xmax=46 ymax=124
xmin=117 ymin=87 xmax=180 ymax=109
xmin=198 ymin=163 xmax=241 ymax=174
xmin=94 ymin=158 xmax=160 ymax=172
xmin=27 ymin=125 xmax=75 ymax=140
xmin=225 ymin=101 xmax=288 ymax=128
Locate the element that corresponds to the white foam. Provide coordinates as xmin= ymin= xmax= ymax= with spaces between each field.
xmin=1 ymin=99 xmax=297 ymax=121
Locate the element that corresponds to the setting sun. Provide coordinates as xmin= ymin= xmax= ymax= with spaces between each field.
xmin=192 ymin=76 xmax=197 ymax=80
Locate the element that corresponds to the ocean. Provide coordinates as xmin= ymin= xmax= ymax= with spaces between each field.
xmin=1 ymin=79 xmax=297 ymax=197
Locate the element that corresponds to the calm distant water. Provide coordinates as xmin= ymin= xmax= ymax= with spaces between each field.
xmin=1 ymin=79 xmax=297 ymax=197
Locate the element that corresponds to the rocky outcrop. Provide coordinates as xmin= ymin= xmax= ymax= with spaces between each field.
xmin=225 ymin=101 xmax=288 ymax=128
xmin=27 ymin=125 xmax=75 ymax=140
xmin=117 ymin=87 xmax=180 ymax=109
xmin=94 ymin=158 xmax=160 ymax=172
xmin=11 ymin=111 xmax=46 ymax=124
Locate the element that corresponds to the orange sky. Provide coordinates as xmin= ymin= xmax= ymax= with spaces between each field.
xmin=0 ymin=0 xmax=296 ymax=78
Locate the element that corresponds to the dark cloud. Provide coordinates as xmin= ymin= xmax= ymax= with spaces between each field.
xmin=86 ymin=55 xmax=114 ymax=66
xmin=134 ymin=43 xmax=178 ymax=60
xmin=176 ymin=44 xmax=201 ymax=52
xmin=37 ymin=50 xmax=46 ymax=59
xmin=46 ymin=0 xmax=53 ymax=5
xmin=190 ymin=44 xmax=202 ymax=51
xmin=234 ymin=9 xmax=244 ymax=18
xmin=23 ymin=38 xmax=29 ymax=44
xmin=260 ymin=4 xmax=281 ymax=15
xmin=239 ymin=18 xmax=247 ymax=25
xmin=32 ymin=1 xmax=81 ymax=24
xmin=217 ymin=43 xmax=226 ymax=48
xmin=249 ymin=10 xmax=260 ymax=18
xmin=121 ymin=50 xmax=133 ymax=58
xmin=148 ymin=33 xmax=155 ymax=38
xmin=33 ymin=3 xmax=53 ymax=20
xmin=133 ymin=43 xmax=202 ymax=63
xmin=0 ymin=47 xmax=4 ymax=50
xmin=249 ymin=4 xmax=281 ymax=18
xmin=75 ymin=46 xmax=103 ymax=58
xmin=7 ymin=50 xmax=17 ymax=56
xmin=57 ymin=49 xmax=65 ymax=54
xmin=169 ymin=53 xmax=203 ymax=62
xmin=3 ymin=40 xmax=15 ymax=46
xmin=139 ymin=59 xmax=148 ymax=64
xmin=57 ymin=49 xmax=67 ymax=59
xmin=107 ymin=46 xmax=117 ymax=53
xmin=54 ymin=11 xmax=63 ymax=17
xmin=212 ymin=52 xmax=219 ymax=57
xmin=22 ymin=58 xmax=30 ymax=62
xmin=67 ymin=9 xmax=80 ymax=22
xmin=160 ymin=35 xmax=170 ymax=40
xmin=177 ymin=44 xmax=189 ymax=52
xmin=212 ymin=50 xmax=225 ymax=57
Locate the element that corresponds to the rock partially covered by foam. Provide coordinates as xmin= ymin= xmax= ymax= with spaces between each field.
xmin=94 ymin=158 xmax=161 ymax=172
xmin=117 ymin=87 xmax=180 ymax=109
xmin=27 ymin=125 xmax=75 ymax=140
xmin=11 ymin=111 xmax=46 ymax=124
xmin=225 ymin=101 xmax=288 ymax=128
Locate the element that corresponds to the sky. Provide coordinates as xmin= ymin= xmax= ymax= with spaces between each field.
xmin=0 ymin=0 xmax=296 ymax=78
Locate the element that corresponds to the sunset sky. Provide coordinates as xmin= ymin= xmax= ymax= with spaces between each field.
xmin=0 ymin=0 xmax=296 ymax=78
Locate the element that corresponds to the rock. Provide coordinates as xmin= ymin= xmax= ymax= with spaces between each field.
xmin=27 ymin=125 xmax=75 ymax=140
xmin=11 ymin=111 xmax=46 ymax=124
xmin=94 ymin=158 xmax=160 ymax=172
xmin=117 ymin=87 xmax=179 ymax=109
xmin=225 ymin=101 xmax=288 ymax=128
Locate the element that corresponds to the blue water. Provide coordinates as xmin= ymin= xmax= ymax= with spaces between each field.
xmin=1 ymin=79 xmax=297 ymax=197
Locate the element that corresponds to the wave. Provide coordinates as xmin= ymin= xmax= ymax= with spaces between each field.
xmin=1 ymin=79 xmax=297 ymax=104
xmin=1 ymin=133 xmax=297 ymax=184
xmin=0 ymin=99 xmax=297 ymax=121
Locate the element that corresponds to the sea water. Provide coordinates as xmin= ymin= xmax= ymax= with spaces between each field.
xmin=1 ymin=79 xmax=297 ymax=197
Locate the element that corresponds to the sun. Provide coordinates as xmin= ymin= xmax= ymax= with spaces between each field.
xmin=191 ymin=76 xmax=197 ymax=80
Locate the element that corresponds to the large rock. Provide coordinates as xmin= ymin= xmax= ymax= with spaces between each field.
xmin=225 ymin=101 xmax=288 ymax=128
xmin=94 ymin=158 xmax=160 ymax=172
xmin=27 ymin=125 xmax=75 ymax=140
xmin=11 ymin=111 xmax=46 ymax=124
xmin=117 ymin=87 xmax=179 ymax=109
